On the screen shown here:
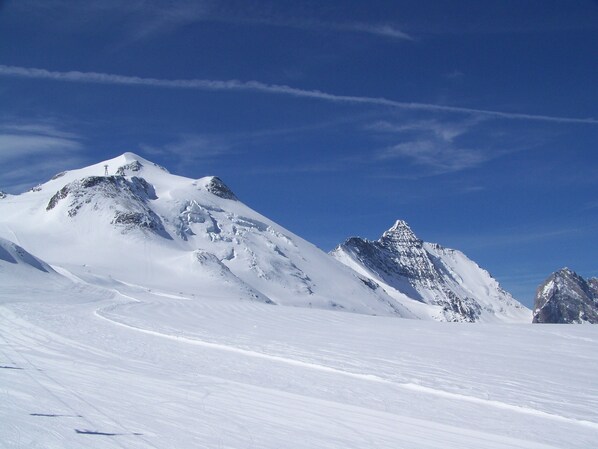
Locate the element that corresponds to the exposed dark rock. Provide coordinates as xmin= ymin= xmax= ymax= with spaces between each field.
xmin=0 ymin=191 xmax=6 ymax=199
xmin=47 ymin=176 xmax=156 ymax=212
xmin=45 ymin=175 xmax=170 ymax=239
xmin=112 ymin=210 xmax=168 ymax=237
xmin=116 ymin=160 xmax=143 ymax=176
xmin=128 ymin=176 xmax=157 ymax=200
xmin=46 ymin=185 xmax=70 ymax=211
xmin=205 ymin=177 xmax=237 ymax=200
xmin=51 ymin=171 xmax=67 ymax=180
xmin=533 ymin=268 xmax=598 ymax=324
xmin=359 ymin=276 xmax=380 ymax=291
xmin=442 ymin=292 xmax=481 ymax=323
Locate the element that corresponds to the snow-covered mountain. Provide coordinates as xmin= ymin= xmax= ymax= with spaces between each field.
xmin=0 ymin=152 xmax=415 ymax=317
xmin=331 ymin=220 xmax=530 ymax=322
xmin=533 ymin=268 xmax=598 ymax=324
xmin=3 ymin=156 xmax=598 ymax=449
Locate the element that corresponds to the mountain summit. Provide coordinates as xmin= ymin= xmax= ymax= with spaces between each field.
xmin=331 ymin=221 xmax=530 ymax=322
xmin=0 ymin=153 xmax=415 ymax=317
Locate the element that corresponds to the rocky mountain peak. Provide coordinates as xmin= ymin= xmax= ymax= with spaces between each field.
xmin=331 ymin=219 xmax=530 ymax=323
xmin=380 ymin=219 xmax=422 ymax=249
xmin=533 ymin=268 xmax=598 ymax=323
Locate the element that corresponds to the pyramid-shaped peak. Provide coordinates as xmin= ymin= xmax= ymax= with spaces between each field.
xmin=380 ymin=219 xmax=422 ymax=248
xmin=389 ymin=220 xmax=411 ymax=232
xmin=382 ymin=219 xmax=418 ymax=239
xmin=554 ymin=267 xmax=579 ymax=280
xmin=554 ymin=267 xmax=587 ymax=284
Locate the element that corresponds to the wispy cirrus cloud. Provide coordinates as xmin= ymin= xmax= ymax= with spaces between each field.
xmin=245 ymin=17 xmax=413 ymax=41
xmin=0 ymin=122 xmax=81 ymax=162
xmin=0 ymin=121 xmax=85 ymax=192
xmin=378 ymin=140 xmax=488 ymax=173
xmin=13 ymin=0 xmax=412 ymax=42
xmin=1 ymin=65 xmax=597 ymax=125
xmin=372 ymin=118 xmax=503 ymax=175
xmin=139 ymin=134 xmax=232 ymax=161
xmin=12 ymin=0 xmax=212 ymax=40
xmin=335 ymin=22 xmax=412 ymax=40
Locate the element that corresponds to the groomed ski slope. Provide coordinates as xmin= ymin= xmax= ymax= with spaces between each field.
xmin=1 ymin=265 xmax=597 ymax=449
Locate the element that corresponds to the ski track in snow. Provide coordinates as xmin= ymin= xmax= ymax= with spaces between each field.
xmin=0 ymin=305 xmax=565 ymax=449
xmin=95 ymin=292 xmax=598 ymax=432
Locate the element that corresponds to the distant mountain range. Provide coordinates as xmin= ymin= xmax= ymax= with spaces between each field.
xmin=0 ymin=153 xmax=533 ymax=322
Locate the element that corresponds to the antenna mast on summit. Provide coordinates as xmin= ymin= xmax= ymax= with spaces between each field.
xmin=104 ymin=165 xmax=109 ymax=176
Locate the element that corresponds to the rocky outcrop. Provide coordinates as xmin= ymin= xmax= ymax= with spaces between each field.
xmin=45 ymin=175 xmax=169 ymax=239
xmin=205 ymin=177 xmax=237 ymax=201
xmin=533 ymin=268 xmax=598 ymax=324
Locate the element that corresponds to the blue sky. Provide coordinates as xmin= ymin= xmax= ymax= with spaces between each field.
xmin=1 ymin=0 xmax=597 ymax=305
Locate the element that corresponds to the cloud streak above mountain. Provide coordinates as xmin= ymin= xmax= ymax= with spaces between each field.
xmin=1 ymin=64 xmax=596 ymax=125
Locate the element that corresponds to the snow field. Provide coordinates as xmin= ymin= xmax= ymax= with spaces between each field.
xmin=1 ymin=272 xmax=597 ymax=448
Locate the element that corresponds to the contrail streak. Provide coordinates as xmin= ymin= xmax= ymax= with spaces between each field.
xmin=1 ymin=64 xmax=596 ymax=125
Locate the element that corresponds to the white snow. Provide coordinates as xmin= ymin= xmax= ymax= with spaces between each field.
xmin=1 ymin=255 xmax=597 ymax=448
xmin=541 ymin=279 xmax=555 ymax=298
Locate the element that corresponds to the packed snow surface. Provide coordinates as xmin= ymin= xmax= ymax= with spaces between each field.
xmin=1 ymin=254 xmax=597 ymax=448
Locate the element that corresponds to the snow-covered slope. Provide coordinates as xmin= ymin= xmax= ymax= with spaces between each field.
xmin=0 ymin=236 xmax=63 ymax=287
xmin=1 ymin=265 xmax=597 ymax=448
xmin=331 ymin=220 xmax=531 ymax=322
xmin=0 ymin=153 xmax=411 ymax=316
xmin=533 ymin=267 xmax=598 ymax=323
xmin=0 ymin=237 xmax=53 ymax=273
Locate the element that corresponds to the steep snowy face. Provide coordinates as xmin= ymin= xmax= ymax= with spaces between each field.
xmin=533 ymin=268 xmax=598 ymax=324
xmin=0 ymin=237 xmax=54 ymax=274
xmin=0 ymin=153 xmax=410 ymax=317
xmin=331 ymin=220 xmax=530 ymax=323
xmin=0 ymin=236 xmax=73 ymax=294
